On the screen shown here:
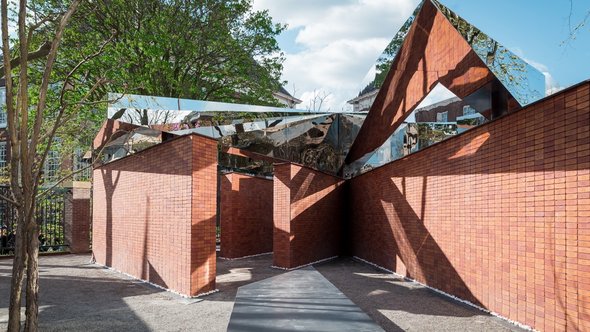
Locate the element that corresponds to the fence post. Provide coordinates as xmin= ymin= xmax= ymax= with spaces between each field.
xmin=64 ymin=181 xmax=91 ymax=253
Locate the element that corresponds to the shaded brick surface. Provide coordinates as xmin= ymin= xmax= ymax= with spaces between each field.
xmin=92 ymin=134 xmax=217 ymax=296
xmin=220 ymin=173 xmax=273 ymax=259
xmin=64 ymin=185 xmax=91 ymax=254
xmin=348 ymin=82 xmax=590 ymax=331
xmin=273 ymin=164 xmax=344 ymax=269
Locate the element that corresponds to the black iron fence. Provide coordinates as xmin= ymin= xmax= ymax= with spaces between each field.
xmin=0 ymin=185 xmax=68 ymax=256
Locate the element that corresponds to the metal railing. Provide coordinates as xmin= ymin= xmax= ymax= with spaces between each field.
xmin=0 ymin=185 xmax=68 ymax=256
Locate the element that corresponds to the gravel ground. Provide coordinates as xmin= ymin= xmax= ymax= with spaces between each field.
xmin=0 ymin=254 xmax=282 ymax=332
xmin=0 ymin=254 xmax=526 ymax=331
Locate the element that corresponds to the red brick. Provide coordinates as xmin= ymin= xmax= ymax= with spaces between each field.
xmin=349 ymin=82 xmax=590 ymax=331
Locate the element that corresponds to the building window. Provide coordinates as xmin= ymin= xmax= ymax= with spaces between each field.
xmin=0 ymin=142 xmax=6 ymax=176
xmin=436 ymin=111 xmax=448 ymax=122
xmin=44 ymin=150 xmax=60 ymax=183
xmin=73 ymin=148 xmax=91 ymax=181
xmin=0 ymin=87 xmax=6 ymax=128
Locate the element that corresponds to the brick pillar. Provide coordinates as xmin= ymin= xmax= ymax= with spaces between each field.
xmin=273 ymin=163 xmax=344 ymax=269
xmin=64 ymin=181 xmax=91 ymax=254
xmin=190 ymin=135 xmax=218 ymax=296
xmin=273 ymin=164 xmax=292 ymax=268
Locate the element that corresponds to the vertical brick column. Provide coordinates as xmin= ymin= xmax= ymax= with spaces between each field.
xmin=92 ymin=135 xmax=205 ymax=297
xmin=273 ymin=164 xmax=292 ymax=268
xmin=64 ymin=182 xmax=91 ymax=253
xmin=190 ymin=135 xmax=218 ymax=295
xmin=273 ymin=163 xmax=344 ymax=269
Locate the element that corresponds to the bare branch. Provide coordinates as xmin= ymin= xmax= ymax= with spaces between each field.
xmin=2 ymin=0 xmax=24 ymax=208
xmin=36 ymin=127 xmax=129 ymax=198
xmin=29 ymin=0 xmax=82 ymax=166
xmin=0 ymin=192 xmax=21 ymax=206
xmin=0 ymin=41 xmax=52 ymax=77
xmin=36 ymin=163 xmax=90 ymax=196
xmin=34 ymin=77 xmax=106 ymax=185
xmin=17 ymin=0 xmax=31 ymax=197
xmin=562 ymin=1 xmax=590 ymax=46
xmin=59 ymin=34 xmax=114 ymax=106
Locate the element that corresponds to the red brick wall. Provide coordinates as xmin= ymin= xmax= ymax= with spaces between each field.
xmin=220 ymin=173 xmax=273 ymax=259
xmin=92 ymin=134 xmax=217 ymax=296
xmin=273 ymin=163 xmax=344 ymax=269
xmin=64 ymin=184 xmax=91 ymax=253
xmin=348 ymin=82 xmax=590 ymax=331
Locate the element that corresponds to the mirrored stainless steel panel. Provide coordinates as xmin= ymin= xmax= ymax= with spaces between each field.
xmin=432 ymin=0 xmax=545 ymax=105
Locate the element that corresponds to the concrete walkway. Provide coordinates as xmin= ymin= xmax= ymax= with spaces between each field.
xmin=0 ymin=254 xmax=526 ymax=331
xmin=228 ymin=267 xmax=383 ymax=331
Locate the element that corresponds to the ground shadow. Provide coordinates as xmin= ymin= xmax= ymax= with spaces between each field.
xmin=315 ymin=258 xmax=525 ymax=332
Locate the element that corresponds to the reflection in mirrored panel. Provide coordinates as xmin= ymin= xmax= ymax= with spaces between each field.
xmin=99 ymin=126 xmax=163 ymax=164
xmin=348 ymin=1 xmax=424 ymax=113
xmin=171 ymin=114 xmax=328 ymax=139
xmin=432 ymin=0 xmax=545 ymax=105
xmin=348 ymin=0 xmax=545 ymax=115
xmin=108 ymin=93 xmax=322 ymax=124
xmin=104 ymin=93 xmax=367 ymax=175
xmin=217 ymin=113 xmax=365 ymax=175
xmin=344 ymin=82 xmax=494 ymax=178
xmin=218 ymin=151 xmax=274 ymax=177
xmin=101 ymin=0 xmax=550 ymax=179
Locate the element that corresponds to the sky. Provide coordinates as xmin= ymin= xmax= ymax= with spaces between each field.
xmin=252 ymin=0 xmax=590 ymax=112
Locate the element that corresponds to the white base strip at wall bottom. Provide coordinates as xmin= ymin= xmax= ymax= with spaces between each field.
xmin=352 ymin=256 xmax=535 ymax=332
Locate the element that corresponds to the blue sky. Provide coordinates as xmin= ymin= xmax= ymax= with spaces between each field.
xmin=253 ymin=0 xmax=590 ymax=111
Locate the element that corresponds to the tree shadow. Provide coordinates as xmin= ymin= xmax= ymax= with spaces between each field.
xmin=0 ymin=256 xmax=154 ymax=331
xmin=315 ymin=258 xmax=525 ymax=332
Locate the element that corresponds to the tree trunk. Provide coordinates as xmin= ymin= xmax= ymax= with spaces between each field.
xmin=7 ymin=214 xmax=28 ymax=332
xmin=24 ymin=220 xmax=40 ymax=332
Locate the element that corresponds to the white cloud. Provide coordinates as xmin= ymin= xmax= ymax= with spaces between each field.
xmin=510 ymin=48 xmax=563 ymax=96
xmin=252 ymin=0 xmax=420 ymax=111
xmin=527 ymin=62 xmax=563 ymax=96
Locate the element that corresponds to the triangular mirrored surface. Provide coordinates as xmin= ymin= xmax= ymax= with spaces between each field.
xmin=343 ymin=81 xmax=492 ymax=178
xmin=431 ymin=0 xmax=545 ymax=106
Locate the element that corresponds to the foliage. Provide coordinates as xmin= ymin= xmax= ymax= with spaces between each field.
xmin=2 ymin=0 xmax=287 ymax=186
xmin=65 ymin=0 xmax=286 ymax=106
xmin=1 ymin=0 xmax=288 ymax=329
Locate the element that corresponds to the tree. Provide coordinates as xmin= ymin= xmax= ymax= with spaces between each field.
xmin=65 ymin=0 xmax=286 ymax=106
xmin=1 ymin=0 xmax=112 ymax=330
xmin=1 ymin=1 xmax=288 ymax=330
xmin=305 ymin=89 xmax=331 ymax=112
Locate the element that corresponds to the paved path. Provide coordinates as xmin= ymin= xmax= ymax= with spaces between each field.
xmin=228 ymin=266 xmax=383 ymax=332
xmin=0 ymin=254 xmax=526 ymax=331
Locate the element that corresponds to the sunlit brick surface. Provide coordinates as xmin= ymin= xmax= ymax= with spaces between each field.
xmin=273 ymin=164 xmax=344 ymax=269
xmin=92 ymin=135 xmax=217 ymax=296
xmin=64 ymin=186 xmax=91 ymax=253
xmin=349 ymin=82 xmax=590 ymax=331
